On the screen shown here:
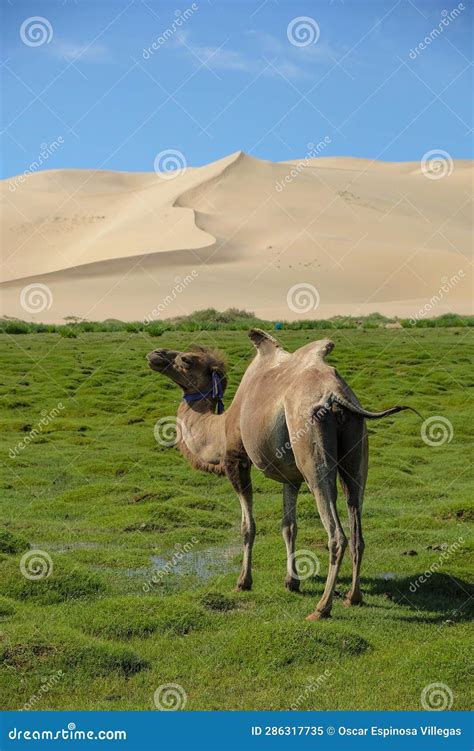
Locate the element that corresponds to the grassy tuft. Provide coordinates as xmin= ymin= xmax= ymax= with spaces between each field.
xmin=200 ymin=592 xmax=238 ymax=611
xmin=69 ymin=595 xmax=209 ymax=639
xmin=0 ymin=530 xmax=30 ymax=555
xmin=0 ymin=624 xmax=148 ymax=685
xmin=0 ymin=596 xmax=16 ymax=618
xmin=216 ymin=622 xmax=370 ymax=673
xmin=0 ymin=557 xmax=106 ymax=605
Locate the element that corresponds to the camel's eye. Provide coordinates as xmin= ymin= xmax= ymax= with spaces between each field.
xmin=181 ymin=355 xmax=194 ymax=366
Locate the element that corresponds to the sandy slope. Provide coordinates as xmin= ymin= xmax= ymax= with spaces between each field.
xmin=1 ymin=151 xmax=472 ymax=322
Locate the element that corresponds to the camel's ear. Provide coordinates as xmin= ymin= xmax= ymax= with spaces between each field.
xmin=248 ymin=328 xmax=282 ymax=355
xmin=211 ymin=363 xmax=225 ymax=377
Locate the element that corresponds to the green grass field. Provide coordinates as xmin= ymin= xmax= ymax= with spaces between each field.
xmin=0 ymin=327 xmax=472 ymax=711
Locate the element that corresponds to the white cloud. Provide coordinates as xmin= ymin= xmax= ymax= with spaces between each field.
xmin=51 ymin=40 xmax=111 ymax=63
xmin=174 ymin=28 xmax=344 ymax=81
xmin=189 ymin=43 xmax=255 ymax=72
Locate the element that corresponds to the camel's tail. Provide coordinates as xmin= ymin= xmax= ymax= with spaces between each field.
xmin=331 ymin=393 xmax=423 ymax=421
xmin=312 ymin=393 xmax=423 ymax=422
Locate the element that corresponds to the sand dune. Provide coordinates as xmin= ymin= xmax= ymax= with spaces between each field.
xmin=1 ymin=151 xmax=472 ymax=322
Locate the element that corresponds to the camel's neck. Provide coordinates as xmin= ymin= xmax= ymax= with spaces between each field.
xmin=177 ymin=399 xmax=226 ymax=473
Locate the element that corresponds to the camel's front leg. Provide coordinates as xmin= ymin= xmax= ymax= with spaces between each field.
xmin=224 ymin=453 xmax=255 ymax=591
xmin=282 ymin=482 xmax=301 ymax=592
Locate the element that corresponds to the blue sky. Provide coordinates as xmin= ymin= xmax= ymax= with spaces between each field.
xmin=1 ymin=0 xmax=472 ymax=177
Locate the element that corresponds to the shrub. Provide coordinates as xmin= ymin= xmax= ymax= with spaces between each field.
xmin=2 ymin=322 xmax=30 ymax=334
xmin=1 ymin=311 xmax=472 ymax=335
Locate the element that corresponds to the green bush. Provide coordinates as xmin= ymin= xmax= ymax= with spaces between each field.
xmin=59 ymin=328 xmax=77 ymax=339
xmin=146 ymin=322 xmax=166 ymax=337
xmin=2 ymin=321 xmax=30 ymax=334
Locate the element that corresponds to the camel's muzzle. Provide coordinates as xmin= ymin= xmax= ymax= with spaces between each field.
xmin=146 ymin=349 xmax=178 ymax=372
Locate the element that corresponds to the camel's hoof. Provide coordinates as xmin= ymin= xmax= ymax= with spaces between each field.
xmin=235 ymin=582 xmax=252 ymax=592
xmin=343 ymin=595 xmax=363 ymax=608
xmin=305 ymin=610 xmax=331 ymax=621
xmin=285 ymin=577 xmax=301 ymax=593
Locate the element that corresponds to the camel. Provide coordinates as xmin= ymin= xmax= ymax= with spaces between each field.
xmin=147 ymin=329 xmax=418 ymax=620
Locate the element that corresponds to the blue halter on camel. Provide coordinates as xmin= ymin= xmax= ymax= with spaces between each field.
xmin=182 ymin=371 xmax=225 ymax=415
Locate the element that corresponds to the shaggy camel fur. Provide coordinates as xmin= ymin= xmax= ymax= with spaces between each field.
xmin=147 ymin=330 xmax=417 ymax=619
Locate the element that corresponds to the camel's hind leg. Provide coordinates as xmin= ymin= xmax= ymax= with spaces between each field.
xmin=306 ymin=470 xmax=347 ymax=619
xmin=337 ymin=417 xmax=368 ymax=607
xmin=290 ymin=423 xmax=347 ymax=619
xmin=282 ymin=482 xmax=301 ymax=592
xmin=224 ymin=453 xmax=255 ymax=591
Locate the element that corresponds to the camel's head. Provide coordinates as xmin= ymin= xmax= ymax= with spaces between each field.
xmin=146 ymin=345 xmax=227 ymax=395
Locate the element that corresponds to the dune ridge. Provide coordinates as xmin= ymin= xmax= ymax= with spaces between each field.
xmin=1 ymin=152 xmax=472 ymax=322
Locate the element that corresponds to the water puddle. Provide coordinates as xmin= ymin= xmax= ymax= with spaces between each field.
xmin=151 ymin=543 xmax=241 ymax=581
xmin=45 ymin=541 xmax=242 ymax=590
